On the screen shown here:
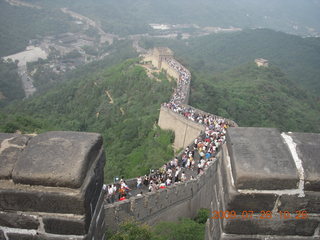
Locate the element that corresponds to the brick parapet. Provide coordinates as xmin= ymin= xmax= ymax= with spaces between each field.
xmin=104 ymin=156 xmax=218 ymax=230
xmin=0 ymin=132 xmax=106 ymax=240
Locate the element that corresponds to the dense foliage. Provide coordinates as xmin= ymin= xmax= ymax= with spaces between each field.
xmin=0 ymin=59 xmax=174 ymax=182
xmin=190 ymin=63 xmax=320 ymax=133
xmin=107 ymin=209 xmax=209 ymax=240
xmin=141 ymin=29 xmax=320 ymax=95
xmin=0 ymin=59 xmax=24 ymax=106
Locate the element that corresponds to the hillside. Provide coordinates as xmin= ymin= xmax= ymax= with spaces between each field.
xmin=142 ymin=29 xmax=320 ymax=95
xmin=189 ymin=63 xmax=320 ymax=133
xmin=0 ymin=59 xmax=175 ymax=182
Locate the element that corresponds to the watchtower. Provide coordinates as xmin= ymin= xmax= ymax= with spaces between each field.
xmin=255 ymin=58 xmax=269 ymax=67
xmin=153 ymin=47 xmax=173 ymax=68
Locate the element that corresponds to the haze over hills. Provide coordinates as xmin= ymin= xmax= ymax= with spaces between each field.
xmin=1 ymin=0 xmax=320 ymax=179
xmin=1 ymin=0 xmax=320 ymax=56
xmin=26 ymin=0 xmax=320 ymax=36
xmin=0 ymin=1 xmax=320 ymax=238
xmin=1 ymin=0 xmax=319 ymax=103
xmin=190 ymin=63 xmax=320 ymax=133
xmin=0 ymin=59 xmax=174 ymax=182
xmin=143 ymin=29 xmax=320 ymax=95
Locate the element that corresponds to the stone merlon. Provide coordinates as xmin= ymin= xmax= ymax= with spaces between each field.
xmin=0 ymin=131 xmax=106 ymax=240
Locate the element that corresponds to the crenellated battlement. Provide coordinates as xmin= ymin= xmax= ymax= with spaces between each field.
xmin=0 ymin=48 xmax=319 ymax=240
xmin=0 ymin=132 xmax=106 ymax=240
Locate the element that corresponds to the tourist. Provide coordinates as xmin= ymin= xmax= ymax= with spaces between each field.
xmin=104 ymin=53 xmax=234 ymax=203
xmin=137 ymin=176 xmax=142 ymax=189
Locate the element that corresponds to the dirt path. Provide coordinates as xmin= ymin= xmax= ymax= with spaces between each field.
xmin=105 ymin=90 xmax=114 ymax=104
xmin=120 ymin=107 xmax=125 ymax=115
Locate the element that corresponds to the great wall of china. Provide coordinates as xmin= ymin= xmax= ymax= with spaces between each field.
xmin=0 ymin=48 xmax=319 ymax=239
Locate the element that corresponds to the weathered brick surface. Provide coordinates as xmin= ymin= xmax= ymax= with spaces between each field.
xmin=7 ymin=233 xmax=40 ymax=240
xmin=289 ymin=132 xmax=320 ymax=192
xmin=223 ymin=215 xmax=319 ymax=236
xmin=12 ymin=131 xmax=102 ymax=188
xmin=0 ymin=211 xmax=39 ymax=229
xmin=0 ymin=187 xmax=84 ymax=214
xmin=43 ymin=216 xmax=86 ymax=235
xmin=0 ymin=131 xmax=106 ymax=240
xmin=221 ymin=234 xmax=320 ymax=240
xmin=278 ymin=191 xmax=320 ymax=213
xmin=218 ymin=146 xmax=277 ymax=213
xmin=206 ymin=132 xmax=320 ymax=240
xmin=7 ymin=233 xmax=86 ymax=240
xmin=0 ymin=133 xmax=29 ymax=179
xmin=226 ymin=128 xmax=299 ymax=190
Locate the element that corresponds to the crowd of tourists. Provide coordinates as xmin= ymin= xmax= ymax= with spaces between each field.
xmin=104 ymin=57 xmax=233 ymax=204
xmin=165 ymin=58 xmax=191 ymax=105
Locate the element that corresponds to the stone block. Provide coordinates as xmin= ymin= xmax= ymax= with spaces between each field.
xmin=218 ymin=147 xmax=277 ymax=213
xmin=226 ymin=127 xmax=299 ymax=190
xmin=0 ymin=143 xmax=105 ymax=220
xmin=289 ymin=132 xmax=320 ymax=191
xmin=223 ymin=215 xmax=319 ymax=236
xmin=278 ymin=191 xmax=320 ymax=213
xmin=104 ymin=204 xmax=117 ymax=229
xmin=7 ymin=233 xmax=40 ymax=240
xmin=221 ymin=235 xmax=320 ymax=240
xmin=166 ymin=185 xmax=177 ymax=205
xmin=7 ymin=233 xmax=85 ymax=240
xmin=12 ymin=131 xmax=102 ymax=188
xmin=183 ymin=181 xmax=193 ymax=199
xmin=0 ymin=186 xmax=84 ymax=214
xmin=174 ymin=182 xmax=187 ymax=201
xmin=221 ymin=235 xmax=265 ymax=240
xmin=156 ymin=188 xmax=168 ymax=210
xmin=189 ymin=179 xmax=199 ymax=197
xmin=145 ymin=192 xmax=159 ymax=214
xmin=130 ymin=195 xmax=149 ymax=220
xmin=0 ymin=211 xmax=39 ymax=229
xmin=115 ymin=200 xmax=132 ymax=223
xmin=43 ymin=216 xmax=86 ymax=235
xmin=0 ymin=134 xmax=30 ymax=179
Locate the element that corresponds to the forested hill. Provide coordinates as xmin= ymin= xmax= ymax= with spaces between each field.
xmin=147 ymin=29 xmax=320 ymax=96
xmin=0 ymin=59 xmax=175 ymax=182
xmin=189 ymin=63 xmax=320 ymax=133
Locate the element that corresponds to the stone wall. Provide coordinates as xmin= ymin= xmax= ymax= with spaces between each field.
xmin=205 ymin=128 xmax=320 ymax=239
xmin=142 ymin=48 xmax=180 ymax=81
xmin=160 ymin=60 xmax=181 ymax=80
xmin=104 ymin=149 xmax=221 ymax=231
xmin=158 ymin=106 xmax=205 ymax=150
xmin=0 ymin=131 xmax=106 ymax=240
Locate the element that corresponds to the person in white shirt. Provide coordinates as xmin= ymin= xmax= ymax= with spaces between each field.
xmin=166 ymin=178 xmax=172 ymax=186
xmin=181 ymin=172 xmax=187 ymax=182
xmin=137 ymin=176 xmax=142 ymax=189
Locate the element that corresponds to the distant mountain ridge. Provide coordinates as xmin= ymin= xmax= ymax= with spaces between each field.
xmin=153 ymin=29 xmax=320 ymax=96
xmin=34 ymin=0 xmax=320 ymax=36
xmin=189 ymin=63 xmax=320 ymax=133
